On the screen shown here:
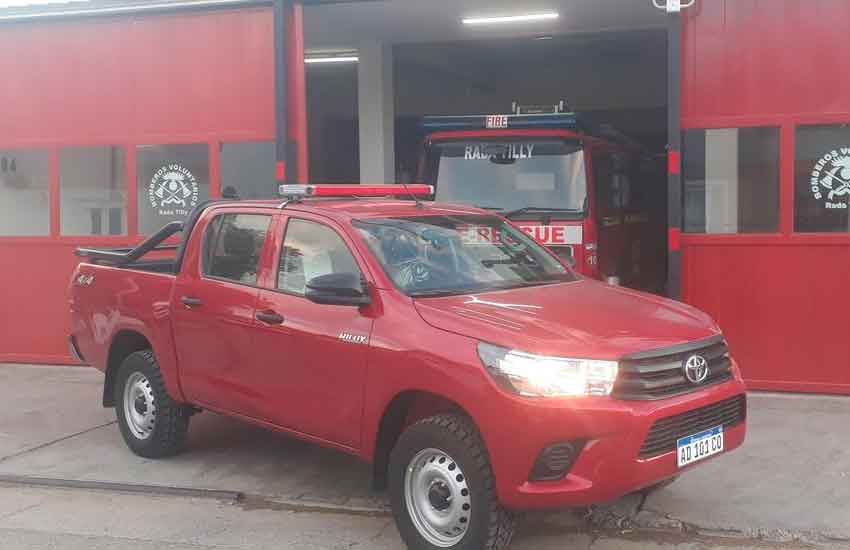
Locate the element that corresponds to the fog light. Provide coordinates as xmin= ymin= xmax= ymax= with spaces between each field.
xmin=529 ymin=441 xmax=584 ymax=481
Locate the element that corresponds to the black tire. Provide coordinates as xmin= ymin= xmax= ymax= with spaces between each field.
xmin=388 ymin=413 xmax=516 ymax=550
xmin=114 ymin=350 xmax=190 ymax=458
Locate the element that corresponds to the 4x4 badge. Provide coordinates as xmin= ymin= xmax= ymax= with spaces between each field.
xmin=339 ymin=332 xmax=368 ymax=345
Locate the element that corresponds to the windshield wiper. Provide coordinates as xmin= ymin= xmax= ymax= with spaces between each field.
xmin=474 ymin=205 xmax=504 ymax=211
xmin=502 ymin=206 xmax=583 ymax=219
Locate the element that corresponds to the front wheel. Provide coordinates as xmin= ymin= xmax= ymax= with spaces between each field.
xmin=114 ymin=350 xmax=190 ymax=458
xmin=389 ymin=414 xmax=516 ymax=550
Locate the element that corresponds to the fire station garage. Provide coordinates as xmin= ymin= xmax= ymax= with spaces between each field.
xmin=1 ymin=0 xmax=849 ymax=395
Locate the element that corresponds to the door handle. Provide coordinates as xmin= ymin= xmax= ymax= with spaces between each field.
xmin=256 ymin=310 xmax=284 ymax=325
xmin=180 ymin=296 xmax=203 ymax=307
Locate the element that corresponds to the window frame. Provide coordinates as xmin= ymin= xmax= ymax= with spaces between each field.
xmin=199 ymin=211 xmax=274 ymax=289
xmin=271 ymin=215 xmax=367 ymax=300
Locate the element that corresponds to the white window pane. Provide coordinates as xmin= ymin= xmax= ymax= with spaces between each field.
xmin=60 ymin=146 xmax=127 ymax=236
xmin=0 ymin=150 xmax=49 ymax=236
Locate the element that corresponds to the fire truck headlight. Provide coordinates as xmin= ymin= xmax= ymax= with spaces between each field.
xmin=478 ymin=342 xmax=618 ymax=397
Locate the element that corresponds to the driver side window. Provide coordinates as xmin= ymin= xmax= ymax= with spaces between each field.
xmin=277 ymin=218 xmax=360 ymax=295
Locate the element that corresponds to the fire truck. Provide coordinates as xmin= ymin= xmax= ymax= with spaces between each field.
xmin=419 ymin=102 xmax=667 ymax=292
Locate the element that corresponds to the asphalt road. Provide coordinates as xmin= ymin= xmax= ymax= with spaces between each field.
xmin=0 ymin=484 xmax=834 ymax=550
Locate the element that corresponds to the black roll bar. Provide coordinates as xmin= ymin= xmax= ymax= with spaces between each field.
xmin=76 ymin=221 xmax=184 ymax=266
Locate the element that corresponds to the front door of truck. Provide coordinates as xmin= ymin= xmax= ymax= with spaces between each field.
xmin=171 ymin=209 xmax=273 ymax=418
xmin=253 ymin=214 xmax=372 ymax=449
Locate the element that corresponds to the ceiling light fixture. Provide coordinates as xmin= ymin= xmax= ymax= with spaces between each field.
xmin=0 ymin=0 xmax=89 ymax=7
xmin=462 ymin=12 xmax=559 ymax=26
xmin=304 ymin=55 xmax=359 ymax=64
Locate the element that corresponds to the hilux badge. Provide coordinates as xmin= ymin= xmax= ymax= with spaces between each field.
xmin=683 ymin=354 xmax=709 ymax=384
xmin=339 ymin=332 xmax=368 ymax=345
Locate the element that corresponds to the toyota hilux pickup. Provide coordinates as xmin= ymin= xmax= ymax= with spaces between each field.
xmin=69 ymin=184 xmax=747 ymax=550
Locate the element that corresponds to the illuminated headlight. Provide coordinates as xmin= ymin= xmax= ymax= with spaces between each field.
xmin=478 ymin=342 xmax=618 ymax=397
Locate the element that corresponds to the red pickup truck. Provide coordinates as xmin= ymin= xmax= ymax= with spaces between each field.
xmin=69 ymin=185 xmax=747 ymax=550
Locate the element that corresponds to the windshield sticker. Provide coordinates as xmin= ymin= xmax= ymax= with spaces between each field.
xmin=810 ymin=148 xmax=850 ymax=209
xmin=464 ymin=144 xmax=534 ymax=161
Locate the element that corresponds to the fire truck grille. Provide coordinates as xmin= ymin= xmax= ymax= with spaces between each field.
xmin=639 ymin=394 xmax=746 ymax=458
xmin=612 ymin=336 xmax=733 ymax=400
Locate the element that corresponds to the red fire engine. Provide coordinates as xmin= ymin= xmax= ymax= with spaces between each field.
xmin=419 ymin=102 xmax=667 ymax=292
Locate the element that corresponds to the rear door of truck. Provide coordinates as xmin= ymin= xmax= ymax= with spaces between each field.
xmin=170 ymin=206 xmax=275 ymax=417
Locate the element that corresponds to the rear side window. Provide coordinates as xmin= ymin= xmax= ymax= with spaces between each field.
xmin=202 ymin=213 xmax=272 ymax=285
xmin=277 ymin=218 xmax=361 ymax=295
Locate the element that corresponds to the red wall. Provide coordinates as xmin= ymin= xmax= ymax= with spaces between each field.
xmin=681 ymin=0 xmax=850 ymax=393
xmin=0 ymin=8 xmax=275 ymax=364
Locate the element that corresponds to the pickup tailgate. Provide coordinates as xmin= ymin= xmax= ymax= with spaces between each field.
xmin=69 ymin=262 xmax=176 ymax=373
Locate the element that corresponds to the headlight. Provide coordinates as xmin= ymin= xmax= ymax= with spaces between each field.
xmin=478 ymin=342 xmax=618 ymax=397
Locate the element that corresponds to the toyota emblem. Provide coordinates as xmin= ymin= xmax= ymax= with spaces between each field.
xmin=683 ymin=354 xmax=709 ymax=384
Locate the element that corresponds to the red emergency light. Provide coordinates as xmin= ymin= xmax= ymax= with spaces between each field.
xmin=278 ymin=184 xmax=434 ymax=198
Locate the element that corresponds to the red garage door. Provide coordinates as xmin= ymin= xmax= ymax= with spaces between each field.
xmin=0 ymin=7 xmax=276 ymax=364
xmin=680 ymin=0 xmax=850 ymax=394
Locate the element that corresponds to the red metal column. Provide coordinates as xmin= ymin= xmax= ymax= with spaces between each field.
xmin=286 ymin=1 xmax=308 ymax=184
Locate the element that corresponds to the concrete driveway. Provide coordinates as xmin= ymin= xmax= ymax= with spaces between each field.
xmin=1 ymin=364 xmax=848 ymax=548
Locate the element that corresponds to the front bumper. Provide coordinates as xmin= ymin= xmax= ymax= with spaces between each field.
xmin=483 ymin=377 xmax=748 ymax=510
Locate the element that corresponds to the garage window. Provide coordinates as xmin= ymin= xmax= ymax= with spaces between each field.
xmin=683 ymin=127 xmax=779 ymax=234
xmin=0 ymin=149 xmax=50 ymax=236
xmin=794 ymin=124 xmax=850 ymax=232
xmin=220 ymin=141 xmax=278 ymax=199
xmin=137 ymin=144 xmax=210 ymax=235
xmin=60 ymin=146 xmax=127 ymax=235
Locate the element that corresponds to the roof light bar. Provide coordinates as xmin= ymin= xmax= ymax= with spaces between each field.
xmin=278 ymin=184 xmax=433 ymax=198
xmin=462 ymin=12 xmax=559 ymax=26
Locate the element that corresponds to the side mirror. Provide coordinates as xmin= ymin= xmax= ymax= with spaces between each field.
xmin=305 ymin=272 xmax=371 ymax=306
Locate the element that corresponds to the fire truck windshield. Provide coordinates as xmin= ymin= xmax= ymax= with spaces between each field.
xmin=432 ymin=140 xmax=587 ymax=218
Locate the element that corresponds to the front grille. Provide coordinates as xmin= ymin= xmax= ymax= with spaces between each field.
xmin=639 ymin=394 xmax=746 ymax=458
xmin=612 ymin=335 xmax=733 ymax=400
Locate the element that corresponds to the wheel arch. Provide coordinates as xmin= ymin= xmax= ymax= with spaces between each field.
xmin=370 ymin=389 xmax=477 ymax=491
xmin=103 ymin=330 xmax=153 ymax=407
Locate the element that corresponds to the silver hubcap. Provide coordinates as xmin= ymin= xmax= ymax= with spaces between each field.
xmin=123 ymin=372 xmax=156 ymax=440
xmin=404 ymin=448 xmax=471 ymax=547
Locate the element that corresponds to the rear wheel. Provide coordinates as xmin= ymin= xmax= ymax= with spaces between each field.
xmin=114 ymin=350 xmax=190 ymax=458
xmin=389 ymin=413 xmax=515 ymax=550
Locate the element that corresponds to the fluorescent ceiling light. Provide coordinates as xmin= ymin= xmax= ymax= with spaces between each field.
xmin=462 ymin=12 xmax=559 ymax=26
xmin=305 ymin=55 xmax=359 ymax=64
xmin=0 ymin=0 xmax=89 ymax=7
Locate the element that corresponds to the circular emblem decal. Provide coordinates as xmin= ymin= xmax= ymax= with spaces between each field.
xmin=148 ymin=163 xmax=199 ymax=217
xmin=683 ymin=354 xmax=709 ymax=384
xmin=809 ymin=149 xmax=850 ymax=210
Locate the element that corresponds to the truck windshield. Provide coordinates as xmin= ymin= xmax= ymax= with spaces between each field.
xmin=354 ymin=214 xmax=576 ymax=297
xmin=432 ymin=140 xmax=587 ymax=217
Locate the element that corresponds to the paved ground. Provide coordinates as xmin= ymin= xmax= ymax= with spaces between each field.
xmin=1 ymin=364 xmax=849 ymax=549
xmin=0 ymin=485 xmax=834 ymax=550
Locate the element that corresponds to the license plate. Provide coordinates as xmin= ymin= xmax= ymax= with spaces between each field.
xmin=676 ymin=425 xmax=724 ymax=468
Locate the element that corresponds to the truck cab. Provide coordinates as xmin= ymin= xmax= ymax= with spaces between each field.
xmin=419 ymin=102 xmax=667 ymax=292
